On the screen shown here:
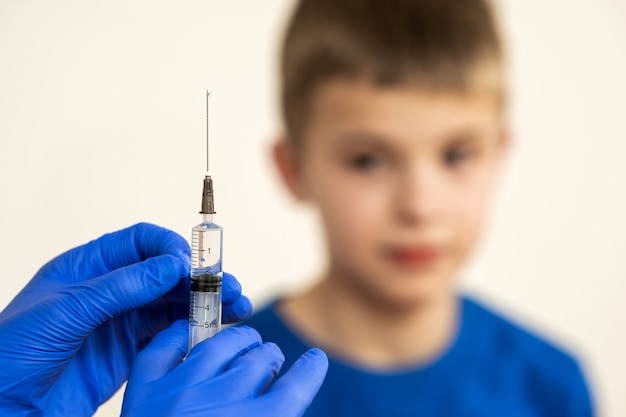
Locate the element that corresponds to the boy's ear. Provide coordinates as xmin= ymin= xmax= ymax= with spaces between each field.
xmin=499 ymin=125 xmax=512 ymax=151
xmin=494 ymin=125 xmax=512 ymax=173
xmin=271 ymin=138 xmax=309 ymax=201
xmin=497 ymin=125 xmax=512 ymax=157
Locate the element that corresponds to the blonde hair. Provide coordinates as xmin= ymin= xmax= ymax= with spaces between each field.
xmin=280 ymin=0 xmax=506 ymax=142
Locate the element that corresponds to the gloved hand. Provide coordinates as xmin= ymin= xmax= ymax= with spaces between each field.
xmin=0 ymin=223 xmax=252 ymax=417
xmin=122 ymin=323 xmax=328 ymax=417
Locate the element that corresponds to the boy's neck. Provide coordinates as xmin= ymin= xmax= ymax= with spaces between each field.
xmin=279 ymin=271 xmax=459 ymax=370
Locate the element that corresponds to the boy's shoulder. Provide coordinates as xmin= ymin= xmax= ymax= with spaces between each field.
xmin=462 ymin=295 xmax=580 ymax=367
xmin=462 ymin=295 xmax=592 ymax=412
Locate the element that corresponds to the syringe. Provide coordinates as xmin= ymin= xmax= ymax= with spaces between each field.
xmin=188 ymin=91 xmax=223 ymax=352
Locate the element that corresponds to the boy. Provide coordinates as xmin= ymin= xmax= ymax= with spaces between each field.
xmin=243 ymin=0 xmax=593 ymax=415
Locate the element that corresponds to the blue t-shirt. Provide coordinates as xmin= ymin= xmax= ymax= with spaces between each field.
xmin=241 ymin=296 xmax=593 ymax=417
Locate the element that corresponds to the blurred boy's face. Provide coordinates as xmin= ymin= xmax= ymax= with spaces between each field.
xmin=276 ymin=79 xmax=507 ymax=308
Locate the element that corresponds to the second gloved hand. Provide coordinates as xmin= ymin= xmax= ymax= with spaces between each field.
xmin=122 ymin=324 xmax=328 ymax=417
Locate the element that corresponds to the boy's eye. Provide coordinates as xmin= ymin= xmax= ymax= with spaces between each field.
xmin=443 ymin=146 xmax=473 ymax=167
xmin=350 ymin=154 xmax=381 ymax=170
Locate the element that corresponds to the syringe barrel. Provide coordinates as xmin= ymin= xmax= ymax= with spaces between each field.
xmin=188 ymin=216 xmax=223 ymax=352
xmin=189 ymin=289 xmax=222 ymax=348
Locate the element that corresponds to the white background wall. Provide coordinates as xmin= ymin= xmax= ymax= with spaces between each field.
xmin=0 ymin=1 xmax=624 ymax=416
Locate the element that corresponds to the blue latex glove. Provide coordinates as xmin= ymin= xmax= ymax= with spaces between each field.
xmin=0 ymin=223 xmax=252 ymax=416
xmin=122 ymin=323 xmax=328 ymax=417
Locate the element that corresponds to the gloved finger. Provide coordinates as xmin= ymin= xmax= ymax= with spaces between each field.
xmin=221 ymin=272 xmax=242 ymax=304
xmin=128 ymin=320 xmax=188 ymax=385
xmin=221 ymin=272 xmax=253 ymax=323
xmin=99 ymin=223 xmax=190 ymax=271
xmin=261 ymin=348 xmax=328 ymax=416
xmin=222 ymin=295 xmax=253 ymax=324
xmin=43 ymin=223 xmax=191 ymax=284
xmin=175 ymin=326 xmax=262 ymax=383
xmin=58 ymin=254 xmax=186 ymax=336
xmin=217 ymin=342 xmax=285 ymax=401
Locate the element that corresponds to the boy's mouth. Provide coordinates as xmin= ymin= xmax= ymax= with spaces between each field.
xmin=386 ymin=245 xmax=440 ymax=267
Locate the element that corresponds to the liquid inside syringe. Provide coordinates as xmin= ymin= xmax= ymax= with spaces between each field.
xmin=189 ymin=216 xmax=223 ymax=349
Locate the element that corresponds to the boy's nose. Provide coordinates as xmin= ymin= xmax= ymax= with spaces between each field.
xmin=394 ymin=166 xmax=444 ymax=226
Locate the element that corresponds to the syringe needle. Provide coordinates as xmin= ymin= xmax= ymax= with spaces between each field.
xmin=200 ymin=90 xmax=216 ymax=215
xmin=206 ymin=90 xmax=211 ymax=175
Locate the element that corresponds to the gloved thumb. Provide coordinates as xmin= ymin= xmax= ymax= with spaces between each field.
xmin=54 ymin=254 xmax=187 ymax=339
xmin=259 ymin=348 xmax=328 ymax=417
